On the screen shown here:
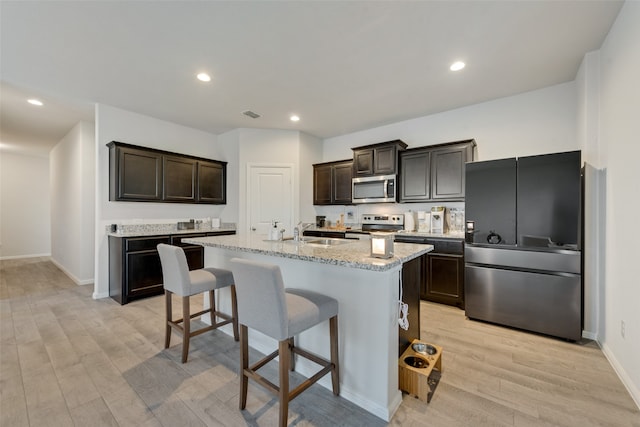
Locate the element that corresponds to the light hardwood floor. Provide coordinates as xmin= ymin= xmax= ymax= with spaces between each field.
xmin=1 ymin=258 xmax=638 ymax=426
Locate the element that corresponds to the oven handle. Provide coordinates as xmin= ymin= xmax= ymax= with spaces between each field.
xmin=383 ymin=179 xmax=389 ymax=198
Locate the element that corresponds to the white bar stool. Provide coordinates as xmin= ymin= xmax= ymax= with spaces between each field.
xmin=157 ymin=243 xmax=239 ymax=363
xmin=229 ymin=257 xmax=339 ymax=427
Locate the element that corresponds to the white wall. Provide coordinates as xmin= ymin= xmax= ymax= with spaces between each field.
xmin=229 ymin=128 xmax=323 ymax=234
xmin=50 ymin=121 xmax=95 ymax=284
xmin=596 ymin=0 xmax=640 ymax=407
xmin=94 ymin=104 xmax=224 ymax=298
xmin=0 ymin=151 xmax=51 ymax=258
xmin=299 ymin=132 xmax=323 ymax=224
xmin=323 ymin=82 xmax=577 ymax=162
xmin=576 ymin=51 xmax=603 ymax=339
xmin=217 ymin=129 xmax=241 ymax=226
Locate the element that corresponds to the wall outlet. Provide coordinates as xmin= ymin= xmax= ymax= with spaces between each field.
xmin=621 ymin=320 xmax=626 ymax=339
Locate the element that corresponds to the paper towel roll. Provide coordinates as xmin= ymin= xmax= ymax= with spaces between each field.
xmin=404 ymin=211 xmax=415 ymax=232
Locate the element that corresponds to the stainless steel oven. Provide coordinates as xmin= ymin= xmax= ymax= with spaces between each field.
xmin=352 ymin=174 xmax=397 ymax=203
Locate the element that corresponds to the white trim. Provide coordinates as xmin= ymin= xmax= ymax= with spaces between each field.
xmin=50 ymin=258 xmax=94 ymax=285
xmin=93 ymin=291 xmax=110 ymax=300
xmin=582 ymin=329 xmax=598 ymax=340
xmin=599 ymin=341 xmax=640 ymax=410
xmin=0 ymin=253 xmax=51 ymax=260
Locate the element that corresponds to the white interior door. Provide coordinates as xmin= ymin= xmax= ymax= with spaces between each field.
xmin=248 ymin=165 xmax=293 ymax=236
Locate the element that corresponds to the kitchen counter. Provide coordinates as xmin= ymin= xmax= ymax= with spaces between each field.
xmin=183 ymin=233 xmax=431 ymax=272
xmin=395 ymin=230 xmax=465 ymax=240
xmin=307 ymin=225 xmax=465 ymax=240
xmin=106 ymin=223 xmax=236 ymax=238
xmin=185 ymin=233 xmax=433 ymax=421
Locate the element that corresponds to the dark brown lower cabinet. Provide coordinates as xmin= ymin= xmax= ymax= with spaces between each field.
xmin=109 ymin=230 xmax=235 ymax=305
xmin=109 ymin=235 xmax=170 ymax=305
xmin=395 ymin=236 xmax=465 ymax=308
xmin=425 ymin=252 xmax=465 ymax=308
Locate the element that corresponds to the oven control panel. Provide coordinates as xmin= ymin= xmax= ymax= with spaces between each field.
xmin=361 ymin=214 xmax=404 ymax=226
xmin=360 ymin=214 xmax=405 ymax=232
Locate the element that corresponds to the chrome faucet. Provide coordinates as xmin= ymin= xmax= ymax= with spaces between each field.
xmin=293 ymin=222 xmax=312 ymax=241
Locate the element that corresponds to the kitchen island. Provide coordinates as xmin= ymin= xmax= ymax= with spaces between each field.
xmin=183 ymin=233 xmax=432 ymax=421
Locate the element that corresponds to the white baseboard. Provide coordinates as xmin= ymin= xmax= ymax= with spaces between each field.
xmin=49 ymin=258 xmax=94 ymax=286
xmin=92 ymin=291 xmax=110 ymax=300
xmin=600 ymin=341 xmax=640 ymax=410
xmin=0 ymin=253 xmax=51 ymax=260
xmin=582 ymin=329 xmax=598 ymax=340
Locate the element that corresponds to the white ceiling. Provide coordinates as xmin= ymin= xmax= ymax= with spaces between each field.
xmin=0 ymin=0 xmax=624 ymax=157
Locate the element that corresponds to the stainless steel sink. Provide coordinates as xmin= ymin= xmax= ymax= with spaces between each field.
xmin=282 ymin=237 xmax=354 ymax=247
xmin=305 ymin=238 xmax=354 ymax=247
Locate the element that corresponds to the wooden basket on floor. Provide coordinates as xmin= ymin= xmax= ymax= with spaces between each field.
xmin=399 ymin=339 xmax=443 ymax=402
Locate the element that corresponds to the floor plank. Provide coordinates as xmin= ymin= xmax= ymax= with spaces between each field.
xmin=1 ymin=258 xmax=638 ymax=426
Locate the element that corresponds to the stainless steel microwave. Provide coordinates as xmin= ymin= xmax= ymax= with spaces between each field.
xmin=352 ymin=174 xmax=397 ymax=203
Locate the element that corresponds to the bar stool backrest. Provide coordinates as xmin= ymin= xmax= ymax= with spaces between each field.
xmin=157 ymin=243 xmax=192 ymax=296
xmin=229 ymin=258 xmax=289 ymax=340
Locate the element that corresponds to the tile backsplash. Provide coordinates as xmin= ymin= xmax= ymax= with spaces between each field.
xmin=313 ymin=202 xmax=465 ymax=228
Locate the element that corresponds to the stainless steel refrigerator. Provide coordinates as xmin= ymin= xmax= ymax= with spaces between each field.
xmin=464 ymin=151 xmax=583 ymax=341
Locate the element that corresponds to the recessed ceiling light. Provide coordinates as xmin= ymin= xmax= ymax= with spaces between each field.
xmin=290 ymin=115 xmax=300 ymax=122
xmin=196 ymin=72 xmax=211 ymax=82
xmin=27 ymin=99 xmax=43 ymax=106
xmin=450 ymin=61 xmax=465 ymax=71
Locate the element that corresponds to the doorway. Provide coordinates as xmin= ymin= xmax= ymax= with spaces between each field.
xmin=247 ymin=164 xmax=294 ymax=236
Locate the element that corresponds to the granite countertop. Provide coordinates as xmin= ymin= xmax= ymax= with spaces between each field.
xmin=306 ymin=226 xmax=465 ymax=240
xmin=394 ymin=230 xmax=465 ymax=240
xmin=107 ymin=224 xmax=236 ymax=238
xmin=183 ymin=233 xmax=433 ymax=272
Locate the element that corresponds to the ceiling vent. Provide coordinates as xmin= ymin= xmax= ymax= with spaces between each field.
xmin=242 ymin=110 xmax=261 ymax=119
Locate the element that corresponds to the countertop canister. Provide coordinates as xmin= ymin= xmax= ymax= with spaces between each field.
xmin=404 ymin=211 xmax=416 ymax=232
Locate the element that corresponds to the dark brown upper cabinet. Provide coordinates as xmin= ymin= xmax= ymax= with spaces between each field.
xmin=110 ymin=144 xmax=163 ymax=201
xmin=108 ymin=141 xmax=227 ymax=204
xmin=352 ymin=140 xmax=407 ymax=177
xmin=197 ymin=160 xmax=226 ymax=204
xmin=399 ymin=150 xmax=431 ymax=201
xmin=399 ymin=139 xmax=475 ymax=202
xmin=163 ymin=155 xmax=196 ymax=202
xmin=313 ymin=160 xmax=353 ymax=205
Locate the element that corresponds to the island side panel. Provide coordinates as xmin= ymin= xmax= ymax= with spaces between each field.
xmin=204 ymin=246 xmax=403 ymax=422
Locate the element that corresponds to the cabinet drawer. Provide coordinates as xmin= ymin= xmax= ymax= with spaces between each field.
xmin=426 ymin=238 xmax=464 ymax=254
xmin=125 ymin=236 xmax=170 ymax=252
xmin=171 ymin=233 xmax=206 ymax=247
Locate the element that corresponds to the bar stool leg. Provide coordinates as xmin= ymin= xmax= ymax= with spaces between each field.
xmin=330 ymin=315 xmax=340 ymax=395
xmin=165 ymin=290 xmax=172 ymax=349
xmin=278 ymin=339 xmax=290 ymax=427
xmin=230 ymin=285 xmax=239 ymax=341
xmin=181 ymin=296 xmax=191 ymax=363
xmin=288 ymin=337 xmax=295 ymax=371
xmin=209 ymin=289 xmax=216 ymax=325
xmin=239 ymin=325 xmax=249 ymax=410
